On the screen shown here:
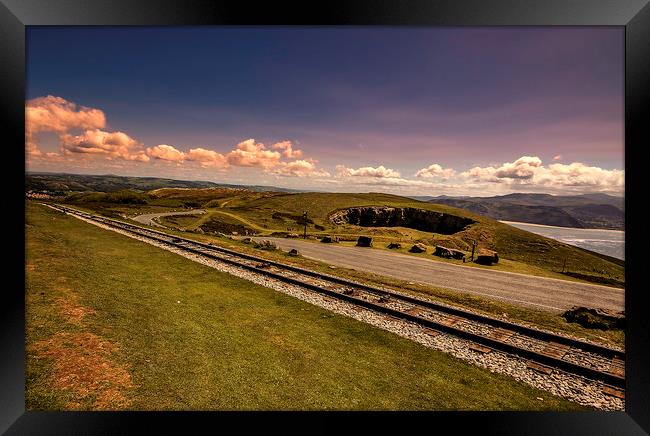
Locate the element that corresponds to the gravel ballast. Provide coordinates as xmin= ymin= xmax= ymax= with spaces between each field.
xmin=57 ymin=207 xmax=625 ymax=411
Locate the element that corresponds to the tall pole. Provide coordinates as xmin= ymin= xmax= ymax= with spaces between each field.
xmin=303 ymin=211 xmax=308 ymax=239
xmin=471 ymin=240 xmax=476 ymax=262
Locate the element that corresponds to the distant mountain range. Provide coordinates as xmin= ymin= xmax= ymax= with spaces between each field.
xmin=422 ymin=193 xmax=624 ymax=230
xmin=25 ymin=172 xmax=302 ymax=194
xmin=26 ymin=173 xmax=624 ymax=230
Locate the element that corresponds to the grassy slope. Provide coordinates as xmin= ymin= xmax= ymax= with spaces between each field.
xmin=166 ymin=231 xmax=625 ymax=349
xmin=60 ymin=190 xmax=625 ymax=286
xmin=54 ymin=199 xmax=625 ymax=347
xmin=226 ymin=192 xmax=624 ymax=284
xmin=26 ymin=203 xmax=582 ymax=411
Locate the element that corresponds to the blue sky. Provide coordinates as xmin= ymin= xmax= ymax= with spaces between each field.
xmin=26 ymin=26 xmax=624 ymax=195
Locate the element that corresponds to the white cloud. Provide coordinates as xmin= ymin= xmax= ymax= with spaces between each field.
xmin=336 ymin=165 xmax=401 ymax=178
xmin=494 ymin=156 xmax=542 ymax=179
xmin=415 ymin=163 xmax=456 ymax=180
xmin=461 ymin=156 xmax=623 ymax=192
xmin=274 ymin=159 xmax=330 ymax=177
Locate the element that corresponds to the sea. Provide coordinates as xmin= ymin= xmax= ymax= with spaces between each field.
xmin=500 ymin=221 xmax=625 ymax=260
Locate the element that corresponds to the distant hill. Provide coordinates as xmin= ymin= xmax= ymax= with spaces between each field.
xmin=428 ymin=193 xmax=624 ymax=230
xmin=25 ymin=172 xmax=301 ymax=194
xmin=58 ymin=189 xmax=624 ymax=285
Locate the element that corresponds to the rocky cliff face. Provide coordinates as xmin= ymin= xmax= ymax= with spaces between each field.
xmin=329 ymin=207 xmax=475 ymax=234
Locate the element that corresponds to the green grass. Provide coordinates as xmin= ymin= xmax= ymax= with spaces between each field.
xmin=26 ymin=203 xmax=585 ymax=411
xmin=231 ymin=192 xmax=623 ymax=282
xmin=175 ymin=231 xmax=625 ymax=349
xmin=50 ymin=198 xmax=625 ymax=347
xmin=61 ymin=190 xmax=624 ymax=286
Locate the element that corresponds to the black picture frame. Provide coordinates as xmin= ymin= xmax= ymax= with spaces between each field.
xmin=2 ymin=0 xmax=649 ymax=433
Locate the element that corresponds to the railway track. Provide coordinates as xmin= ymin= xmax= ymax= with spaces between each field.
xmin=50 ymin=204 xmax=626 ymax=393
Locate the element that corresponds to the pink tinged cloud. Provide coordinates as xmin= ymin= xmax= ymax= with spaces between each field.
xmin=186 ymin=148 xmax=227 ymax=167
xmin=272 ymin=140 xmax=304 ymax=159
xmin=146 ymin=144 xmax=227 ymax=168
xmin=336 ymin=164 xmax=402 ymax=178
xmin=414 ymin=163 xmax=456 ymax=180
xmin=60 ymin=129 xmax=150 ymax=162
xmin=26 ymin=95 xmax=107 ymax=157
xmin=225 ymin=139 xmax=282 ymax=168
xmin=26 ymin=95 xmax=106 ymax=133
xmin=146 ymin=144 xmax=186 ymax=162
xmin=274 ymin=159 xmax=330 ymax=177
xmin=23 ymin=96 xmax=326 ymax=178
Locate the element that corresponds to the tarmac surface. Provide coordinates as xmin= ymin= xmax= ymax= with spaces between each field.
xmin=132 ymin=209 xmax=205 ymax=227
xmin=131 ymin=208 xmax=624 ymax=313
xmin=249 ymin=237 xmax=625 ymax=313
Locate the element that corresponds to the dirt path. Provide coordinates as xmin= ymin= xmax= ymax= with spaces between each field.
xmin=249 ymin=237 xmax=625 ymax=313
xmin=132 ymin=209 xmax=206 ymax=228
xmin=209 ymin=210 xmax=273 ymax=232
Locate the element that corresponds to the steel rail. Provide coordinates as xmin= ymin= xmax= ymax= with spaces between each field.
xmin=51 ymin=204 xmax=626 ymax=390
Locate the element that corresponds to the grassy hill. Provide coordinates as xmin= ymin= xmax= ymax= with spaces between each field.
xmin=26 ymin=203 xmax=582 ymax=410
xmin=428 ymin=193 xmax=624 ymax=230
xmin=59 ymin=189 xmax=624 ymax=286
xmin=26 ymin=172 xmax=301 ymax=194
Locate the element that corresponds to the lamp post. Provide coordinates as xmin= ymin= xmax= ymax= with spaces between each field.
xmin=303 ymin=211 xmax=308 ymax=239
xmin=471 ymin=240 xmax=476 ymax=262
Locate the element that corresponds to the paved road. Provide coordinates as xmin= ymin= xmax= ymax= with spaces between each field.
xmin=248 ymin=237 xmax=624 ymax=313
xmin=132 ymin=209 xmax=206 ymax=228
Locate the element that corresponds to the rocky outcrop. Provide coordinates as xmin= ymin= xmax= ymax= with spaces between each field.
xmin=562 ymin=306 xmax=625 ymax=330
xmin=434 ymin=245 xmax=465 ymax=260
xmin=356 ymin=236 xmax=373 ymax=247
xmin=329 ymin=207 xmax=475 ymax=234
xmin=409 ymin=243 xmax=427 ymax=253
xmin=387 ymin=242 xmax=401 ymax=249
xmin=321 ymin=235 xmax=339 ymax=243
xmin=475 ymin=248 xmax=499 ymax=265
xmin=253 ymin=240 xmax=277 ymax=250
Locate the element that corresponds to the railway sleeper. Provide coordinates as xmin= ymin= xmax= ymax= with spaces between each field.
xmin=60 ymin=207 xmax=627 ymax=390
xmin=541 ymin=342 xmax=570 ymax=359
xmin=469 ymin=344 xmax=492 ymax=354
xmin=526 ymin=361 xmax=553 ymax=375
xmin=488 ymin=328 xmax=516 ymax=342
xmin=607 ymin=357 xmax=625 ymax=378
xmin=602 ymin=386 xmax=625 ymax=399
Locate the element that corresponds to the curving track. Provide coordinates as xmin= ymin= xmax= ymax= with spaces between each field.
xmin=131 ymin=209 xmax=206 ymax=227
xmin=49 ymin=204 xmax=626 ymax=393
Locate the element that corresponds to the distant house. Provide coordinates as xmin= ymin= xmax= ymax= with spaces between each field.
xmin=26 ymin=191 xmax=52 ymax=199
